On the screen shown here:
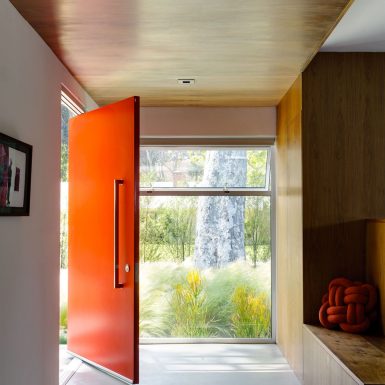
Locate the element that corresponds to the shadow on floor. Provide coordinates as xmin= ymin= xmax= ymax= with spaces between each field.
xmin=61 ymin=344 xmax=301 ymax=385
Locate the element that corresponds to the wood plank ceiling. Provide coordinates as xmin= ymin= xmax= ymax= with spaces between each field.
xmin=11 ymin=0 xmax=352 ymax=106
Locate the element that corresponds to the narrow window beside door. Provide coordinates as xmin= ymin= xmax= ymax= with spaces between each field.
xmin=60 ymin=90 xmax=84 ymax=346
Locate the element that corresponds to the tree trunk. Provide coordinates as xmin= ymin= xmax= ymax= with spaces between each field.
xmin=194 ymin=150 xmax=247 ymax=268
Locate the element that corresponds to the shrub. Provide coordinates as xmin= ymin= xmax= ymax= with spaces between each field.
xmin=60 ymin=302 xmax=68 ymax=330
xmin=204 ymin=262 xmax=262 ymax=336
xmin=169 ymin=270 xmax=214 ymax=337
xmin=59 ymin=303 xmax=68 ymax=345
xmin=231 ymin=286 xmax=271 ymax=338
xmin=59 ymin=330 xmax=67 ymax=345
xmin=140 ymin=198 xmax=196 ymax=263
xmin=139 ymin=262 xmax=190 ymax=337
xmin=60 ymin=210 xmax=68 ymax=268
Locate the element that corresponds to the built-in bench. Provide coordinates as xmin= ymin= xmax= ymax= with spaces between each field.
xmin=302 ymin=220 xmax=385 ymax=385
xmin=304 ymin=324 xmax=385 ymax=385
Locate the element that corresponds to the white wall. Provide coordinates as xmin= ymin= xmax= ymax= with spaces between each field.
xmin=0 ymin=2 xmax=97 ymax=385
xmin=141 ymin=107 xmax=276 ymax=138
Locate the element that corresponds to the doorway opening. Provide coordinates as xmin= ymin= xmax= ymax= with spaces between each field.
xmin=139 ymin=145 xmax=275 ymax=342
xmin=60 ymin=92 xmax=278 ymax=383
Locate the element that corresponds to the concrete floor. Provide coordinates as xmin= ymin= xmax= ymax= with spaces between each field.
xmin=61 ymin=344 xmax=300 ymax=385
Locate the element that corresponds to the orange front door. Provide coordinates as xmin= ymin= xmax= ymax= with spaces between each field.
xmin=67 ymin=97 xmax=139 ymax=383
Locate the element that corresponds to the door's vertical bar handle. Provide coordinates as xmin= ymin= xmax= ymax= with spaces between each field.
xmin=114 ymin=179 xmax=124 ymax=289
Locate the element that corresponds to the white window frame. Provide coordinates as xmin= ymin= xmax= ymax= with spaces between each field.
xmin=139 ymin=140 xmax=276 ymax=344
xmin=61 ymin=85 xmax=85 ymax=116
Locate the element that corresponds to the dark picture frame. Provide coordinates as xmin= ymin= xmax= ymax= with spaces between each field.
xmin=0 ymin=133 xmax=32 ymax=216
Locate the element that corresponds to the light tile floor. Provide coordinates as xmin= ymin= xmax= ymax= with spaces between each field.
xmin=62 ymin=344 xmax=301 ymax=385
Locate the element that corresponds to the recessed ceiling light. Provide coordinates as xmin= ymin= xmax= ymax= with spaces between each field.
xmin=178 ymin=79 xmax=195 ymax=85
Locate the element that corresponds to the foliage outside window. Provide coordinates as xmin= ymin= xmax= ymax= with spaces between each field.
xmin=60 ymin=96 xmax=82 ymax=344
xmin=60 ymin=102 xmax=77 ymax=268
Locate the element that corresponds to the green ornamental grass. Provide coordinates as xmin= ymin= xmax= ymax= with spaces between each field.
xmin=140 ymin=261 xmax=271 ymax=338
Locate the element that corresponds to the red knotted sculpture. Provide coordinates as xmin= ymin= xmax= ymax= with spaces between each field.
xmin=319 ymin=278 xmax=377 ymax=333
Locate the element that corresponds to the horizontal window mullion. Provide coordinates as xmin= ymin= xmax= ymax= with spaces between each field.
xmin=139 ymin=188 xmax=271 ymax=197
xmin=140 ymin=137 xmax=275 ymax=147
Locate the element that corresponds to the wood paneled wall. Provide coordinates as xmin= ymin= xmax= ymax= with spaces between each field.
xmin=277 ymin=53 xmax=385 ymax=382
xmin=302 ymin=53 xmax=385 ymax=324
xmin=367 ymin=219 xmax=385 ymax=335
xmin=276 ymin=76 xmax=303 ymax=381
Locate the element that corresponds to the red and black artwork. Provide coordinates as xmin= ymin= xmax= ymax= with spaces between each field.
xmin=0 ymin=143 xmax=9 ymax=207
xmin=0 ymin=133 xmax=32 ymax=216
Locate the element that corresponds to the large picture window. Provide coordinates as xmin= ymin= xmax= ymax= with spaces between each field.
xmin=139 ymin=146 xmax=274 ymax=341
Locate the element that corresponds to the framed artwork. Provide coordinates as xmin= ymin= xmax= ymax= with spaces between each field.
xmin=0 ymin=133 xmax=32 ymax=216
